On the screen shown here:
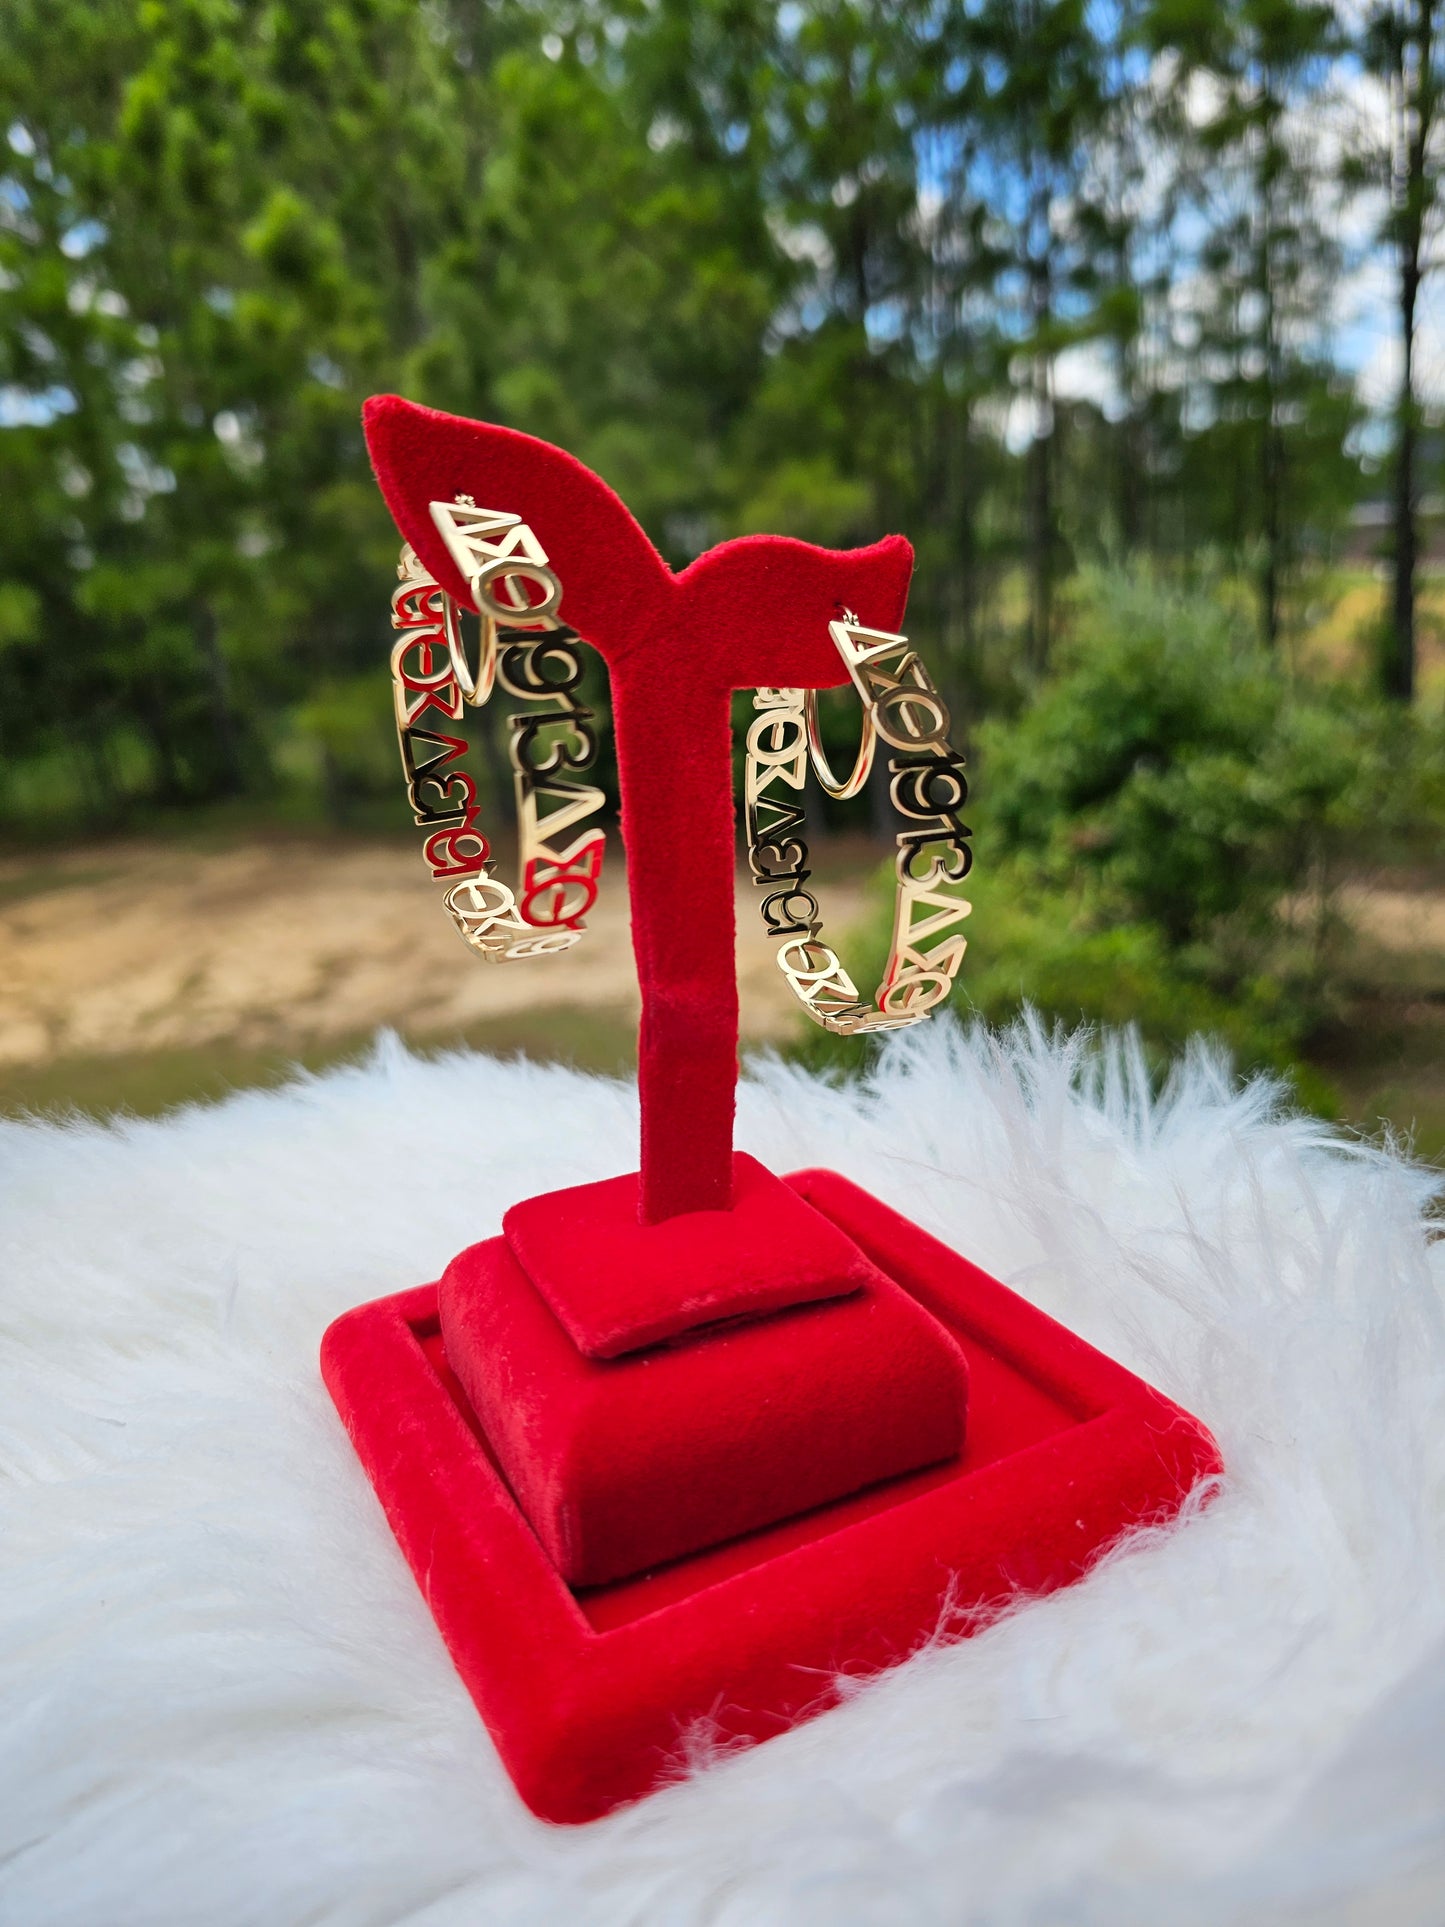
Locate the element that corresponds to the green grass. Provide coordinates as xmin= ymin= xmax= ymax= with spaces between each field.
xmin=5 ymin=975 xmax=1440 ymax=1168
xmin=0 ymin=1004 xmax=638 ymax=1124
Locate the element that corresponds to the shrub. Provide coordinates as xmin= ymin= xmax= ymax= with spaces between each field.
xmin=982 ymin=567 xmax=1390 ymax=945
xmin=289 ymin=674 xmax=401 ymax=824
xmin=781 ymin=566 xmax=1432 ymax=1104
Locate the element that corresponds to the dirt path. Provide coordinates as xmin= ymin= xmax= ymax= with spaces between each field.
xmin=1336 ymin=881 xmax=1445 ymax=956
xmin=4 ymin=837 xmax=1438 ymax=1153
xmin=0 ymin=837 xmax=868 ymax=1073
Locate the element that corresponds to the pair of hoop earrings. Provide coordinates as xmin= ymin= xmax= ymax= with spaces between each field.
xmin=387 ymin=499 xmax=973 ymax=1028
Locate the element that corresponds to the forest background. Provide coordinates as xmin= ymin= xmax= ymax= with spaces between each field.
xmin=1 ymin=0 xmax=1443 ymax=1154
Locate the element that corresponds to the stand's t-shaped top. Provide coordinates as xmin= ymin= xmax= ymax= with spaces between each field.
xmin=363 ymin=397 xmax=913 ymax=1222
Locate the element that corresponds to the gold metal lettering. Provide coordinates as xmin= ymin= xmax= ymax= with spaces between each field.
xmin=745 ymin=625 xmax=973 ymax=1033
xmin=388 ymin=504 xmax=610 ymax=963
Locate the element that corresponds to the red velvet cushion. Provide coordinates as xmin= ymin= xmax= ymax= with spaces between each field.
xmin=503 ymin=1152 xmax=875 ymax=1358
xmin=437 ymin=1220 xmax=969 ymax=1588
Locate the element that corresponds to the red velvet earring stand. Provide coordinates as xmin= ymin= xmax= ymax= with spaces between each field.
xmin=321 ymin=398 xmax=1224 ymax=1825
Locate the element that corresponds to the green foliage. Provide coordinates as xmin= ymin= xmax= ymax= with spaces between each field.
xmin=977 ymin=569 xmax=1423 ymax=1059
xmin=0 ymin=583 xmax=40 ymax=651
xmin=6 ymin=0 xmax=1429 ymax=846
xmin=789 ymin=568 xmax=1438 ymax=1100
xmin=948 ymin=859 xmax=1335 ymax=1096
xmin=983 ymin=569 xmax=1391 ymax=942
xmin=0 ymin=0 xmax=457 ymax=817
xmin=290 ymin=674 xmax=400 ymax=818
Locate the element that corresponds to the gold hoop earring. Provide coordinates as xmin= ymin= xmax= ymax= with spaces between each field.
xmin=387 ymin=498 xmax=608 ymax=962
xmin=745 ymin=618 xmax=972 ymax=1033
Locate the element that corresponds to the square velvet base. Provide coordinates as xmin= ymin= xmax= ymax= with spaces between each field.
xmin=321 ymin=1170 xmax=1222 ymax=1824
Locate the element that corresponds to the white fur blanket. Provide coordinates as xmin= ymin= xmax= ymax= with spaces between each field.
xmin=2 ymin=1020 xmax=1442 ymax=1925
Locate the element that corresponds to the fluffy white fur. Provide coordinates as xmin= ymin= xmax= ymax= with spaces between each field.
xmin=2 ymin=1019 xmax=1443 ymax=1926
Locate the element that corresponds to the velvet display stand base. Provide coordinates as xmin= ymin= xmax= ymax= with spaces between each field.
xmin=323 ymin=1167 xmax=1222 ymax=1824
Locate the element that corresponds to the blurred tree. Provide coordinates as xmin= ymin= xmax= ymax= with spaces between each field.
xmin=0 ymin=0 xmax=1415 ymax=834
xmin=1357 ymin=0 xmax=1444 ymax=702
xmin=984 ymin=568 xmax=1372 ymax=948
xmin=455 ymin=20 xmax=785 ymax=552
xmin=1155 ymin=0 xmax=1360 ymax=648
xmin=971 ymin=564 xmax=1418 ymax=1082
xmin=948 ymin=0 xmax=1119 ymax=674
xmin=0 ymin=0 xmax=466 ymax=811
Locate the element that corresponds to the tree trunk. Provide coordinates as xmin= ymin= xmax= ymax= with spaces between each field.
xmin=956 ymin=416 xmax=979 ymax=679
xmin=1023 ymin=164 xmax=1056 ymax=678
xmin=1253 ymin=73 xmax=1285 ymax=652
xmin=1384 ymin=0 xmax=1435 ymax=704
xmin=143 ymin=685 xmax=187 ymax=806
xmin=321 ymin=744 xmax=349 ymax=828
xmin=1259 ymin=193 xmax=1283 ymax=649
xmin=196 ymin=603 xmax=246 ymax=796
xmin=1389 ymin=259 xmax=1419 ymax=703
xmin=1260 ymin=404 xmax=1283 ymax=651
xmin=1026 ymin=356 xmax=1055 ymax=676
